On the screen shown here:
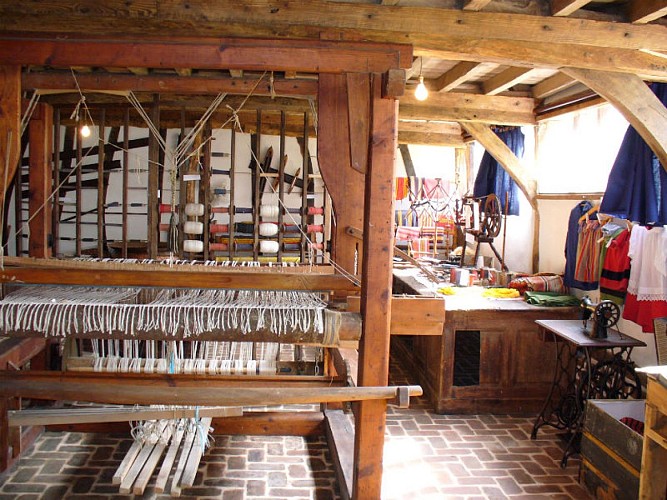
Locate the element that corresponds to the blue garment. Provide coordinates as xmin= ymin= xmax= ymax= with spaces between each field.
xmin=600 ymin=82 xmax=667 ymax=226
xmin=564 ymin=201 xmax=597 ymax=290
xmin=473 ymin=128 xmax=523 ymax=216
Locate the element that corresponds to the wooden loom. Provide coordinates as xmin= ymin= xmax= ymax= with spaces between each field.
xmin=0 ymin=33 xmax=414 ymax=499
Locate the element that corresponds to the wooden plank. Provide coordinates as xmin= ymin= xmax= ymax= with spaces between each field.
xmin=147 ymin=94 xmax=159 ymax=259
xmin=211 ymin=411 xmax=324 ymax=436
xmin=97 ymin=109 xmax=105 ymax=258
xmin=354 ymin=73 xmax=397 ymax=500
xmin=122 ymin=108 xmax=129 ymax=258
xmin=170 ymin=424 xmax=197 ymax=497
xmin=431 ymin=61 xmax=481 ymax=92
xmin=629 ymin=0 xmax=667 ymax=23
xmin=27 ymin=103 xmax=53 ymax=258
xmin=346 ymin=73 xmax=370 ymax=174
xmin=325 ymin=409 xmax=354 ymax=500
xmin=461 ymin=122 xmax=538 ymax=208
xmin=0 ymin=36 xmax=411 ymax=74
xmin=51 ymin=108 xmax=61 ymax=256
xmin=180 ymin=417 xmax=212 ymax=488
xmin=113 ymin=440 xmax=142 ymax=484
xmin=0 ymin=263 xmax=359 ymax=291
xmin=21 ymin=73 xmax=319 ymax=97
xmin=0 ymin=371 xmax=422 ymax=407
xmin=531 ymin=72 xmax=577 ymax=99
xmin=120 ymin=441 xmax=155 ymax=494
xmin=278 ymin=113 xmax=286 ymax=263
xmin=347 ymin=295 xmax=445 ymax=336
xmin=563 ymin=67 xmax=667 ymax=173
xmin=317 ymin=73 xmax=365 ymax=276
xmin=482 ymin=67 xmax=535 ymax=95
xmin=552 ymin=0 xmax=594 ymax=16
xmin=155 ymin=425 xmax=184 ymax=493
xmin=398 ymin=144 xmax=415 ymax=177
xmin=0 ymin=65 xmax=20 ymax=212
xmin=400 ymin=92 xmax=536 ymax=126
xmin=8 ymin=406 xmax=242 ymax=427
xmin=133 ymin=430 xmax=169 ymax=495
xmin=397 ymin=130 xmax=465 ymax=147
xmin=300 ymin=113 xmax=309 ymax=263
xmin=0 ymin=338 xmax=46 ymax=370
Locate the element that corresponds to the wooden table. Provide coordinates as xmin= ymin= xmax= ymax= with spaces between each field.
xmin=531 ymin=319 xmax=646 ymax=467
xmin=392 ymin=268 xmax=579 ymax=414
xmin=639 ymin=373 xmax=667 ymax=499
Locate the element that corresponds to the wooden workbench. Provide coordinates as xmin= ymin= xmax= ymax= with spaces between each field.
xmin=393 ymin=267 xmax=579 ymax=414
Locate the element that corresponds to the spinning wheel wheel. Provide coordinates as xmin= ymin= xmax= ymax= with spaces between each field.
xmin=481 ymin=194 xmax=502 ymax=238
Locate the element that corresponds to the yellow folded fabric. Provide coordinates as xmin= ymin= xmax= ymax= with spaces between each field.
xmin=482 ymin=287 xmax=520 ymax=299
xmin=437 ymin=286 xmax=456 ymax=295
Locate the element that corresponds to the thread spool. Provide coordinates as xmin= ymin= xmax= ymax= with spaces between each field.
xmin=259 ymin=240 xmax=280 ymax=254
xmin=259 ymin=223 xmax=279 ymax=237
xmin=184 ymin=221 xmax=204 ymax=234
xmin=209 ymin=242 xmax=228 ymax=251
xmin=307 ymin=206 xmax=324 ymax=216
xmin=234 ymin=222 xmax=255 ymax=234
xmin=209 ymin=224 xmax=228 ymax=234
xmin=183 ymin=239 xmax=204 ymax=253
xmin=185 ymin=203 xmax=205 ymax=217
xmin=260 ymin=205 xmax=280 ymax=218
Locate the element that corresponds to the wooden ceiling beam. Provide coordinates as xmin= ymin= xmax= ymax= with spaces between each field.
xmin=397 ymin=131 xmax=464 ymax=147
xmin=398 ymin=120 xmax=462 ymax=135
xmin=629 ymin=0 xmax=667 ymax=24
xmin=2 ymin=1 xmax=666 ymax=53
xmin=462 ymin=0 xmax=493 ymax=11
xmin=482 ymin=67 xmax=535 ymax=95
xmin=405 ymin=57 xmax=422 ymax=81
xmin=417 ymin=38 xmax=667 ymax=80
xmin=531 ymin=72 xmax=577 ymax=99
xmin=431 ymin=61 xmax=481 ymax=92
xmin=551 ymin=0 xmax=594 ymax=17
xmin=22 ymin=71 xmax=318 ymax=97
xmin=0 ymin=36 xmax=412 ymax=74
xmin=400 ymin=92 xmax=536 ymax=126
xmin=562 ymin=67 xmax=667 ymax=173
xmin=460 ymin=122 xmax=537 ymax=209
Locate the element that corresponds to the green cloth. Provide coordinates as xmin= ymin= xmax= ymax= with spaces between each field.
xmin=524 ymin=291 xmax=580 ymax=307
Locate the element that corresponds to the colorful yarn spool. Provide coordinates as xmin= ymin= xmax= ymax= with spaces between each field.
xmin=183 ymin=239 xmax=204 ymax=253
xmin=259 ymin=223 xmax=279 ymax=237
xmin=259 ymin=240 xmax=280 ymax=254
xmin=260 ymin=205 xmax=280 ymax=218
xmin=183 ymin=221 xmax=204 ymax=234
xmin=184 ymin=203 xmax=205 ymax=217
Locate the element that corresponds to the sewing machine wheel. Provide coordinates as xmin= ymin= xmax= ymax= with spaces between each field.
xmin=595 ymin=300 xmax=621 ymax=328
xmin=481 ymin=194 xmax=502 ymax=238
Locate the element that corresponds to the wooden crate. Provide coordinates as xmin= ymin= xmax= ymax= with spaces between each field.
xmin=580 ymin=399 xmax=645 ymax=500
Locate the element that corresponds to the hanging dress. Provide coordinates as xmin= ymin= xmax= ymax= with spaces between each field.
xmin=564 ymin=201 xmax=597 ymax=291
xmin=622 ymin=226 xmax=667 ymax=333
xmin=599 ymin=228 xmax=631 ymax=305
xmin=600 ymin=82 xmax=667 ymax=226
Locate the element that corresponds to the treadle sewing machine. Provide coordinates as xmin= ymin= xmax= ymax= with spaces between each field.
xmin=580 ymin=296 xmax=622 ymax=339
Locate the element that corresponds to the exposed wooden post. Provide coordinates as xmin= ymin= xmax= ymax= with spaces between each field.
xmin=0 ymin=65 xmax=20 ymax=216
xmin=28 ymin=102 xmax=53 ymax=258
xmin=562 ymin=67 xmax=667 ymax=173
xmin=354 ymin=73 xmax=397 ymax=499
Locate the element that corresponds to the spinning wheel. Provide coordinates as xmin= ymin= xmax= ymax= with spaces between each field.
xmin=481 ymin=194 xmax=502 ymax=238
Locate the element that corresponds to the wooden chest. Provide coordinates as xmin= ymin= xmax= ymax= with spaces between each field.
xmin=580 ymin=399 xmax=645 ymax=500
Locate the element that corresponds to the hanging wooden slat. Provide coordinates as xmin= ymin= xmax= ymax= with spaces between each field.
xmin=97 ymin=109 xmax=105 ymax=258
xmin=122 ymin=108 xmax=129 ymax=259
xmin=147 ymin=94 xmax=160 ymax=259
xmin=51 ymin=108 xmax=61 ymax=256
xmin=253 ymin=112 xmax=261 ymax=261
xmin=228 ymin=128 xmax=236 ymax=261
xmin=75 ymin=118 xmax=83 ymax=257
xmin=201 ymin=125 xmax=212 ymax=261
xmin=28 ymin=102 xmax=53 ymax=258
xmin=300 ymin=113 xmax=309 ymax=263
xmin=278 ymin=111 xmax=286 ymax=262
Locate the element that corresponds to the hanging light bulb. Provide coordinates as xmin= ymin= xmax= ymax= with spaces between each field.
xmin=415 ymin=75 xmax=428 ymax=101
xmin=80 ymin=123 xmax=91 ymax=138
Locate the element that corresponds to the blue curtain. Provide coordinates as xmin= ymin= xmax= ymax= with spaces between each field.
xmin=600 ymin=82 xmax=667 ymax=226
xmin=473 ymin=127 xmax=523 ymax=216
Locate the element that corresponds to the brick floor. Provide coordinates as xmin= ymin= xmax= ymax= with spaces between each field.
xmin=0 ymin=354 xmax=592 ymax=499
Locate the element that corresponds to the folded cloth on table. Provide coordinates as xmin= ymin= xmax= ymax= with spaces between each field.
xmin=509 ymin=274 xmax=566 ymax=295
xmin=524 ymin=291 xmax=579 ymax=307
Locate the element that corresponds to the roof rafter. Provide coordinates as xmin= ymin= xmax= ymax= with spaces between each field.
xmin=462 ymin=0 xmax=493 ymax=11
xmin=431 ymin=61 xmax=481 ymax=92
xmin=629 ymin=0 xmax=667 ymax=24
xmin=551 ymin=0 xmax=594 ymax=17
xmin=531 ymin=72 xmax=577 ymax=99
xmin=482 ymin=67 xmax=535 ymax=95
